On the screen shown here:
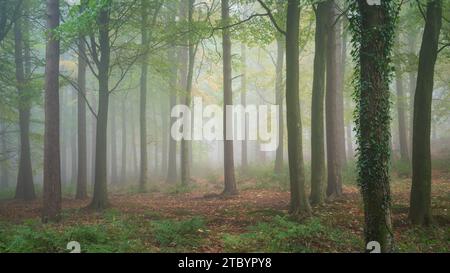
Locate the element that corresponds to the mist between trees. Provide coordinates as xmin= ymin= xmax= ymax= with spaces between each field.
xmin=0 ymin=0 xmax=449 ymax=253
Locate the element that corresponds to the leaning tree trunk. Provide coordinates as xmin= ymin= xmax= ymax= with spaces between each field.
xmin=274 ymin=36 xmax=285 ymax=174
xmin=76 ymin=36 xmax=87 ymax=199
xmin=410 ymin=0 xmax=442 ymax=226
xmin=351 ymin=0 xmax=396 ymax=252
xmin=42 ymin=0 xmax=61 ymax=222
xmin=221 ymin=0 xmax=237 ymax=196
xmin=310 ymin=1 xmax=328 ymax=205
xmin=90 ymin=6 xmax=111 ymax=210
xmin=326 ymin=0 xmax=343 ymax=199
xmin=14 ymin=10 xmax=35 ymax=201
xmin=285 ymin=0 xmax=310 ymax=215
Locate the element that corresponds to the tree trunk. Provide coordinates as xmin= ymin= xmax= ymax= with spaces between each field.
xmin=394 ymin=59 xmax=409 ymax=162
xmin=42 ymin=0 xmax=61 ymax=222
xmin=120 ymin=98 xmax=127 ymax=185
xmin=310 ymin=1 xmax=328 ymax=205
xmin=90 ymin=6 xmax=111 ymax=210
xmin=181 ymin=0 xmax=195 ymax=186
xmin=285 ymin=0 xmax=310 ymax=215
xmin=407 ymin=31 xmax=417 ymax=159
xmin=355 ymin=0 xmax=395 ymax=252
xmin=14 ymin=7 xmax=35 ymax=201
xmin=337 ymin=15 xmax=347 ymax=167
xmin=221 ymin=0 xmax=238 ymax=196
xmin=274 ymin=36 xmax=285 ymax=174
xmin=110 ymin=98 xmax=117 ymax=185
xmin=90 ymin=90 xmax=97 ymax=187
xmin=76 ymin=36 xmax=87 ymax=199
xmin=326 ymin=0 xmax=343 ymax=199
xmin=241 ymin=44 xmax=249 ymax=173
xmin=139 ymin=0 xmax=149 ymax=191
xmin=166 ymin=50 xmax=178 ymax=184
xmin=161 ymin=91 xmax=168 ymax=177
xmin=410 ymin=0 xmax=442 ymax=226
xmin=0 ymin=123 xmax=8 ymax=188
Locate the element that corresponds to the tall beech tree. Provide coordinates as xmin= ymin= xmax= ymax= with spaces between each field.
xmin=76 ymin=33 xmax=87 ymax=199
xmin=310 ymin=0 xmax=328 ymax=205
xmin=410 ymin=0 xmax=442 ymax=225
xmin=181 ymin=0 xmax=196 ymax=186
xmin=42 ymin=0 xmax=61 ymax=222
xmin=349 ymin=0 xmax=398 ymax=252
xmin=14 ymin=3 xmax=35 ymax=200
xmin=221 ymin=0 xmax=237 ymax=196
xmin=285 ymin=0 xmax=310 ymax=214
xmin=325 ymin=0 xmax=343 ymax=199
xmin=139 ymin=0 xmax=149 ymax=192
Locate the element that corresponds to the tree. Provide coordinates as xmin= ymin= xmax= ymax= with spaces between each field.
xmin=89 ymin=1 xmax=112 ymax=209
xmin=240 ymin=44 xmax=248 ymax=172
xmin=139 ymin=0 xmax=149 ymax=192
xmin=310 ymin=0 xmax=328 ymax=205
xmin=181 ymin=0 xmax=196 ymax=186
xmin=0 ymin=0 xmax=23 ymax=43
xmin=42 ymin=0 xmax=61 ymax=222
xmin=285 ymin=0 xmax=310 ymax=215
xmin=394 ymin=39 xmax=410 ymax=162
xmin=221 ymin=0 xmax=237 ymax=196
xmin=76 ymin=32 xmax=87 ymax=199
xmin=348 ymin=0 xmax=398 ymax=252
xmin=14 ymin=2 xmax=35 ymax=200
xmin=410 ymin=0 xmax=442 ymax=226
xmin=325 ymin=0 xmax=343 ymax=199
xmin=273 ymin=32 xmax=285 ymax=174
xmin=0 ymin=123 xmax=9 ymax=188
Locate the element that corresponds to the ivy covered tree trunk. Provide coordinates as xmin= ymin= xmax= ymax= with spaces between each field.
xmin=14 ymin=8 xmax=35 ymax=200
xmin=350 ymin=0 xmax=397 ymax=252
xmin=310 ymin=1 xmax=328 ymax=205
xmin=76 ymin=35 xmax=87 ymax=200
xmin=285 ymin=0 xmax=310 ymax=215
xmin=42 ymin=0 xmax=61 ymax=222
xmin=410 ymin=0 xmax=442 ymax=226
xmin=90 ymin=5 xmax=111 ymax=210
xmin=325 ymin=0 xmax=342 ymax=199
xmin=221 ymin=0 xmax=237 ymax=196
xmin=274 ymin=36 xmax=285 ymax=174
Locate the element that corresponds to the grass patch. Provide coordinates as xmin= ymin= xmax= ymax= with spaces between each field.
xmin=0 ymin=211 xmax=149 ymax=253
xmin=150 ymin=217 xmax=207 ymax=251
xmin=222 ymin=216 xmax=362 ymax=253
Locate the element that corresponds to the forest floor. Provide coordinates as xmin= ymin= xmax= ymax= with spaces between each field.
xmin=0 ymin=168 xmax=449 ymax=253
